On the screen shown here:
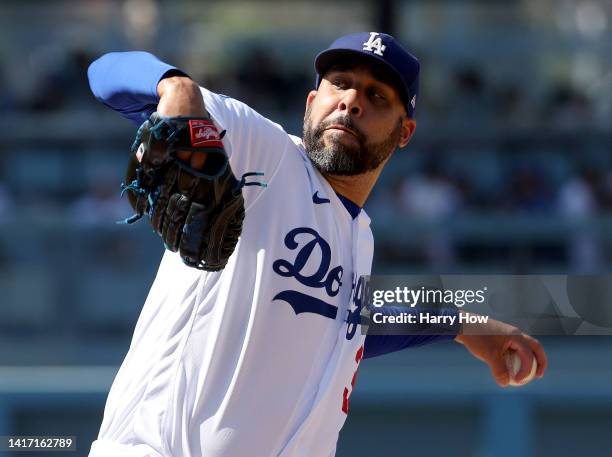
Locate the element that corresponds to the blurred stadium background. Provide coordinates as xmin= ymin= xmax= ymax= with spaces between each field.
xmin=1 ymin=0 xmax=611 ymax=456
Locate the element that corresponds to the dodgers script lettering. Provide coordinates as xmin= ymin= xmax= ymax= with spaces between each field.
xmin=273 ymin=227 xmax=343 ymax=319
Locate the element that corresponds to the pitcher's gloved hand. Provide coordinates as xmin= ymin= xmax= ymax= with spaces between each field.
xmin=121 ymin=112 xmax=255 ymax=271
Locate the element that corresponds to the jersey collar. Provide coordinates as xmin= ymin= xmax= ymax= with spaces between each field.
xmin=335 ymin=192 xmax=361 ymax=219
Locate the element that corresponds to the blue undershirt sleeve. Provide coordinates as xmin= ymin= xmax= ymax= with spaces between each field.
xmin=87 ymin=51 xmax=188 ymax=125
xmin=363 ymin=305 xmax=460 ymax=359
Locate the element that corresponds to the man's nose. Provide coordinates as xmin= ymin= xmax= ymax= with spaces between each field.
xmin=337 ymin=89 xmax=362 ymax=117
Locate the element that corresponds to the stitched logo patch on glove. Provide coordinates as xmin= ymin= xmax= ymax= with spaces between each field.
xmin=189 ymin=120 xmax=223 ymax=148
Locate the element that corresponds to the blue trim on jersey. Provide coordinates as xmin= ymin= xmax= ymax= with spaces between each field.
xmin=363 ymin=305 xmax=460 ymax=359
xmin=335 ymin=192 xmax=361 ymax=219
xmin=330 ymin=193 xmax=461 ymax=358
xmin=87 ymin=51 xmax=187 ymax=125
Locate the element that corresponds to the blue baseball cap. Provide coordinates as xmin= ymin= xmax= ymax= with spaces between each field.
xmin=314 ymin=32 xmax=420 ymax=117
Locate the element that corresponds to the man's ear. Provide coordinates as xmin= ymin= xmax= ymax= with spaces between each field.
xmin=305 ymin=90 xmax=317 ymax=118
xmin=398 ymin=118 xmax=416 ymax=148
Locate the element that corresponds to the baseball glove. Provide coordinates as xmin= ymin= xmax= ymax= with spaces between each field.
xmin=120 ymin=112 xmax=263 ymax=271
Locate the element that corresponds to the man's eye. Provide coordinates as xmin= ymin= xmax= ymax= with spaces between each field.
xmin=333 ymin=79 xmax=347 ymax=89
xmin=372 ymin=90 xmax=386 ymax=101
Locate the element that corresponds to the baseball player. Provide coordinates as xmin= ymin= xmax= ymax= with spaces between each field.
xmin=87 ymin=32 xmax=547 ymax=457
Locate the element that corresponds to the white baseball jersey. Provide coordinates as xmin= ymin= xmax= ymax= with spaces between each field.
xmin=89 ymin=87 xmax=374 ymax=457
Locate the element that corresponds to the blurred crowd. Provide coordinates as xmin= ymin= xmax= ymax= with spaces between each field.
xmin=0 ymin=46 xmax=608 ymax=127
xmin=2 ymin=46 xmax=610 ymax=191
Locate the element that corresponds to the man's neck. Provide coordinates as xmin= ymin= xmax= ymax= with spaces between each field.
xmin=322 ymin=165 xmax=385 ymax=207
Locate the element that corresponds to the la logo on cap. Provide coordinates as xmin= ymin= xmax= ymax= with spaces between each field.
xmin=362 ymin=32 xmax=386 ymax=56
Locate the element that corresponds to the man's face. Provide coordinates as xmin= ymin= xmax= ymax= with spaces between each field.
xmin=303 ymin=63 xmax=414 ymax=176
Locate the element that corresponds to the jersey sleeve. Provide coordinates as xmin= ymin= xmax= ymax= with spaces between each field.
xmin=88 ymin=51 xmax=288 ymax=208
xmin=87 ymin=51 xmax=187 ymax=125
xmin=362 ymin=305 xmax=460 ymax=359
xmin=197 ymin=87 xmax=289 ymax=206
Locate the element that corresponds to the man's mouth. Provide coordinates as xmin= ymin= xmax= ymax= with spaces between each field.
xmin=325 ymin=124 xmax=357 ymax=137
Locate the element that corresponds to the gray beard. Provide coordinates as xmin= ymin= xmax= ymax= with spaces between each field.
xmin=302 ymin=107 xmax=401 ymax=176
